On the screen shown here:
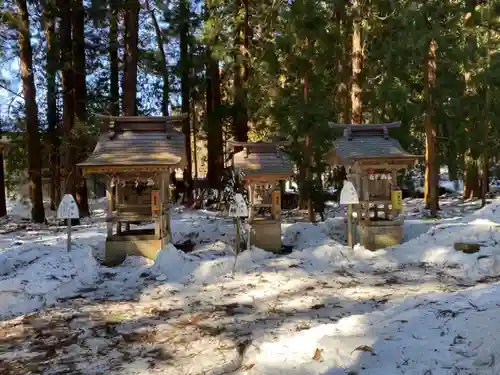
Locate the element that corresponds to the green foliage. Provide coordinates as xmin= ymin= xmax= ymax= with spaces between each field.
xmin=2 ymin=0 xmax=500 ymax=196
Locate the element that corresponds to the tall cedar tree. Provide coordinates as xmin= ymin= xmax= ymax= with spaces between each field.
xmin=109 ymin=0 xmax=119 ymax=116
xmin=424 ymin=39 xmax=439 ymax=216
xmin=205 ymin=1 xmax=224 ymax=189
xmin=480 ymin=1 xmax=492 ymax=207
xmin=232 ymin=0 xmax=249 ymax=144
xmin=335 ymin=5 xmax=349 ymax=124
xmin=206 ymin=58 xmax=224 ymax=188
xmin=351 ymin=0 xmax=362 ymax=125
xmin=462 ymin=8 xmax=480 ymax=200
xmin=58 ymin=0 xmax=77 ymax=203
xmin=17 ymin=0 xmax=45 ymax=223
xmin=180 ymin=0 xmax=192 ymax=180
xmin=41 ymin=0 xmax=61 ymax=210
xmin=72 ymin=0 xmax=90 ymax=217
xmin=123 ymin=0 xmax=140 ymax=116
xmin=146 ymin=0 xmax=169 ymax=116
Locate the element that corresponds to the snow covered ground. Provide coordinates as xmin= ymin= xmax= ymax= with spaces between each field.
xmin=1 ymin=196 xmax=500 ymax=374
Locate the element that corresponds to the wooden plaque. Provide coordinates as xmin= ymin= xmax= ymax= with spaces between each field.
xmin=151 ymin=190 xmax=161 ymax=214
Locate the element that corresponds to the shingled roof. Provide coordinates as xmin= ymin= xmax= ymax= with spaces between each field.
xmin=330 ymin=122 xmax=419 ymax=164
xmin=78 ymin=115 xmax=187 ymax=172
xmin=228 ymin=140 xmax=294 ymax=176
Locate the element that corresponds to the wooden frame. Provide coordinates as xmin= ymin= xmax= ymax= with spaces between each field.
xmin=82 ymin=165 xmax=182 ymax=176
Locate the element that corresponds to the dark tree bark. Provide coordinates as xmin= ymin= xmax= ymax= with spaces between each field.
xmin=205 ymin=1 xmax=223 ymax=189
xmin=335 ymin=6 xmax=349 ymax=124
xmin=206 ymin=57 xmax=223 ymax=189
xmin=351 ymin=0 xmax=362 ymax=125
xmin=17 ymin=0 xmax=45 ymax=223
xmin=123 ymin=0 xmax=140 ymax=116
xmin=424 ymin=40 xmax=439 ymax=216
xmin=146 ymin=0 xmax=169 ymax=116
xmin=42 ymin=0 xmax=61 ymax=211
xmin=109 ymin=0 xmax=119 ymax=116
xmin=72 ymin=0 xmax=89 ymax=217
xmin=58 ymin=0 xmax=77 ymax=202
xmin=231 ymin=0 xmax=249 ymax=144
xmin=180 ymin=0 xmax=192 ymax=182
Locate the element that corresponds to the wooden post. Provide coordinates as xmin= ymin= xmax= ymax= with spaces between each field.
xmin=106 ymin=178 xmax=113 ymax=237
xmin=347 ymin=203 xmax=353 ymax=248
xmin=153 ymin=176 xmax=162 ymax=239
xmin=165 ymin=169 xmax=171 ymax=242
xmin=362 ymin=173 xmax=370 ymax=222
xmin=248 ymin=183 xmax=254 ymax=222
xmin=160 ymin=171 xmax=166 ymax=239
xmin=391 ymin=170 xmax=398 ymax=218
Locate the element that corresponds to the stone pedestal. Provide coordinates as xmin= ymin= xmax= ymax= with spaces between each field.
xmin=359 ymin=220 xmax=403 ymax=251
xmin=250 ymin=220 xmax=282 ymax=252
xmin=105 ymin=229 xmax=165 ymax=266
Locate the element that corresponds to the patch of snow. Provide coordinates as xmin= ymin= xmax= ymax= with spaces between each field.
xmin=0 ymin=246 xmax=99 ymax=317
xmin=247 ymin=282 xmax=500 ymax=374
xmin=150 ymin=243 xmax=273 ymax=285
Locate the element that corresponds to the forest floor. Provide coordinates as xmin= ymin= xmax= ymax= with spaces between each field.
xmin=2 ymin=196 xmax=500 ymax=374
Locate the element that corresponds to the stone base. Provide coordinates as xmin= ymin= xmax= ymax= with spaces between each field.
xmin=105 ymin=229 xmax=165 ymax=266
xmin=250 ymin=220 xmax=282 ymax=252
xmin=359 ymin=220 xmax=403 ymax=251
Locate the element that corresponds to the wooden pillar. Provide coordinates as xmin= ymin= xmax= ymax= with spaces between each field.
xmin=391 ymin=169 xmax=398 ymax=219
xmin=153 ymin=175 xmax=162 ymax=239
xmin=115 ymin=177 xmax=122 ymax=234
xmin=160 ymin=172 xmax=166 ymax=238
xmin=362 ymin=172 xmax=370 ymax=222
xmin=164 ymin=170 xmax=172 ymax=242
xmin=106 ymin=177 xmax=114 ymax=237
xmin=248 ymin=183 xmax=254 ymax=222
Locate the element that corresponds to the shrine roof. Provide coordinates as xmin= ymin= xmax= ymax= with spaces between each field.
xmin=228 ymin=140 xmax=294 ymax=176
xmin=78 ymin=115 xmax=187 ymax=173
xmin=330 ymin=122 xmax=420 ymax=164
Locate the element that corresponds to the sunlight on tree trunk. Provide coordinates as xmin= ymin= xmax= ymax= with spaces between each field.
xmin=146 ymin=0 xmax=169 ymax=116
xmin=17 ymin=0 xmax=45 ymax=223
xmin=424 ymin=39 xmax=439 ymax=217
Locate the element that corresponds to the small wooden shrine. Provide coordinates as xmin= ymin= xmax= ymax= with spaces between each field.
xmin=228 ymin=140 xmax=294 ymax=252
xmin=78 ymin=115 xmax=187 ymax=265
xmin=328 ymin=122 xmax=420 ymax=250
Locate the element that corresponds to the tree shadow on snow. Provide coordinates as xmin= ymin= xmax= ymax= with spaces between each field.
xmin=1 ymin=216 xmax=498 ymax=374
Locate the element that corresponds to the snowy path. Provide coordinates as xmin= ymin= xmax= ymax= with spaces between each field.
xmin=1 ymin=196 xmax=500 ymax=374
xmin=0 ymin=257 xmax=475 ymax=375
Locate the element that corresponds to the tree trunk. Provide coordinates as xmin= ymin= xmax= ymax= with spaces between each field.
xmin=423 ymin=40 xmax=439 ymax=216
xmin=446 ymin=146 xmax=459 ymax=183
xmin=304 ymin=61 xmax=314 ymax=222
xmin=480 ymin=2 xmax=492 ymax=206
xmin=17 ymin=0 xmax=45 ymax=223
xmin=464 ymin=150 xmax=481 ymax=199
xmin=231 ymin=0 xmax=249 ymax=144
xmin=206 ymin=57 xmax=223 ymax=189
xmin=123 ymin=0 xmax=140 ymax=116
xmin=109 ymin=0 xmax=119 ymax=116
xmin=59 ymin=0 xmax=76 ymax=200
xmin=298 ymin=164 xmax=307 ymax=209
xmin=335 ymin=6 xmax=349 ymax=124
xmin=42 ymin=0 xmax=60 ymax=211
xmin=146 ymin=0 xmax=169 ymax=116
xmin=0 ymin=150 xmax=6 ymax=217
xmin=351 ymin=0 xmax=362 ymax=125
xmin=72 ymin=0 xmax=89 ymax=217
xmin=180 ymin=0 xmax=192 ymax=183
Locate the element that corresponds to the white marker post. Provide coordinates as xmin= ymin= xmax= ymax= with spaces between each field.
xmin=57 ymin=194 xmax=80 ymax=252
xmin=339 ymin=180 xmax=359 ymax=248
